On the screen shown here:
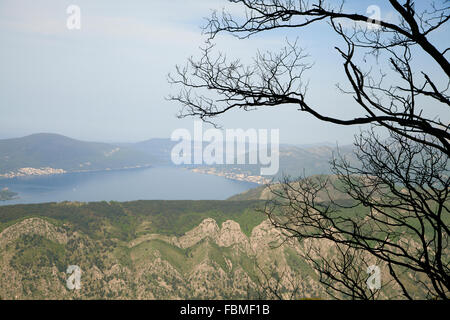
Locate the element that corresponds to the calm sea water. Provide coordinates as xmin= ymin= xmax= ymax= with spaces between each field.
xmin=0 ymin=167 xmax=258 ymax=205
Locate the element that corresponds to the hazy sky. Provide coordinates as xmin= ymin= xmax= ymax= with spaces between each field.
xmin=0 ymin=0 xmax=448 ymax=144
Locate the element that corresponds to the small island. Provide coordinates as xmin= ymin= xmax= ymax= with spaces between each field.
xmin=0 ymin=188 xmax=18 ymax=201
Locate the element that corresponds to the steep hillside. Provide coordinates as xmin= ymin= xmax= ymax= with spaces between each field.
xmin=0 ymin=200 xmax=423 ymax=299
xmin=228 ymin=175 xmax=354 ymax=202
xmin=0 ymin=200 xmax=325 ymax=299
xmin=0 ymin=133 xmax=152 ymax=175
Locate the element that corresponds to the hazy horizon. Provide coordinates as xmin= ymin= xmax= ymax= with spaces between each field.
xmin=0 ymin=130 xmax=350 ymax=147
xmin=5 ymin=0 xmax=447 ymax=145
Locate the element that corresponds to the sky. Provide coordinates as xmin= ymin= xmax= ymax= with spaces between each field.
xmin=0 ymin=0 xmax=448 ymax=145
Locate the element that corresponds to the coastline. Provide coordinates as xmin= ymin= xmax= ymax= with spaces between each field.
xmin=187 ymin=167 xmax=271 ymax=185
xmin=0 ymin=166 xmax=258 ymax=206
xmin=0 ymin=188 xmax=19 ymax=201
xmin=0 ymin=164 xmax=153 ymax=180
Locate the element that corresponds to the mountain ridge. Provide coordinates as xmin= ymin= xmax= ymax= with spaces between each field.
xmin=0 ymin=133 xmax=153 ymax=176
xmin=0 ymin=200 xmax=419 ymax=299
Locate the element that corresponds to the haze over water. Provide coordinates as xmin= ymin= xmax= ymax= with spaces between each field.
xmin=0 ymin=167 xmax=258 ymax=205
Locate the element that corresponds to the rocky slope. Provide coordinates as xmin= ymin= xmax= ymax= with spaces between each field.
xmin=0 ymin=200 xmax=427 ymax=300
xmin=0 ymin=214 xmax=326 ymax=299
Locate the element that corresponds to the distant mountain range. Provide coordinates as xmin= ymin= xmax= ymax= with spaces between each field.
xmin=0 ymin=133 xmax=355 ymax=179
xmin=188 ymin=143 xmax=357 ymax=182
xmin=118 ymin=138 xmax=178 ymax=166
xmin=276 ymin=144 xmax=356 ymax=177
xmin=0 ymin=133 xmax=153 ymax=175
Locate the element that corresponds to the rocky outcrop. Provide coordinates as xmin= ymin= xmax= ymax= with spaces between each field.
xmin=0 ymin=216 xmax=361 ymax=299
xmin=0 ymin=217 xmax=68 ymax=248
xmin=176 ymin=218 xmax=219 ymax=248
xmin=217 ymin=220 xmax=249 ymax=248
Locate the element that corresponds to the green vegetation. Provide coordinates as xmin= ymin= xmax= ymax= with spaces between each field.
xmin=228 ymin=175 xmax=355 ymax=203
xmin=119 ymin=200 xmax=266 ymax=237
xmin=10 ymin=234 xmax=67 ymax=272
xmin=0 ymin=200 xmax=266 ymax=238
xmin=227 ymin=185 xmax=266 ymax=201
xmin=0 ymin=199 xmax=280 ymax=299
xmin=0 ymin=196 xmax=432 ymax=299
xmin=284 ymin=247 xmax=316 ymax=280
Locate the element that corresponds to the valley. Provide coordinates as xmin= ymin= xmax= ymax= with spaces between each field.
xmin=0 ymin=133 xmax=355 ymax=182
xmin=0 ymin=133 xmax=436 ymax=300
